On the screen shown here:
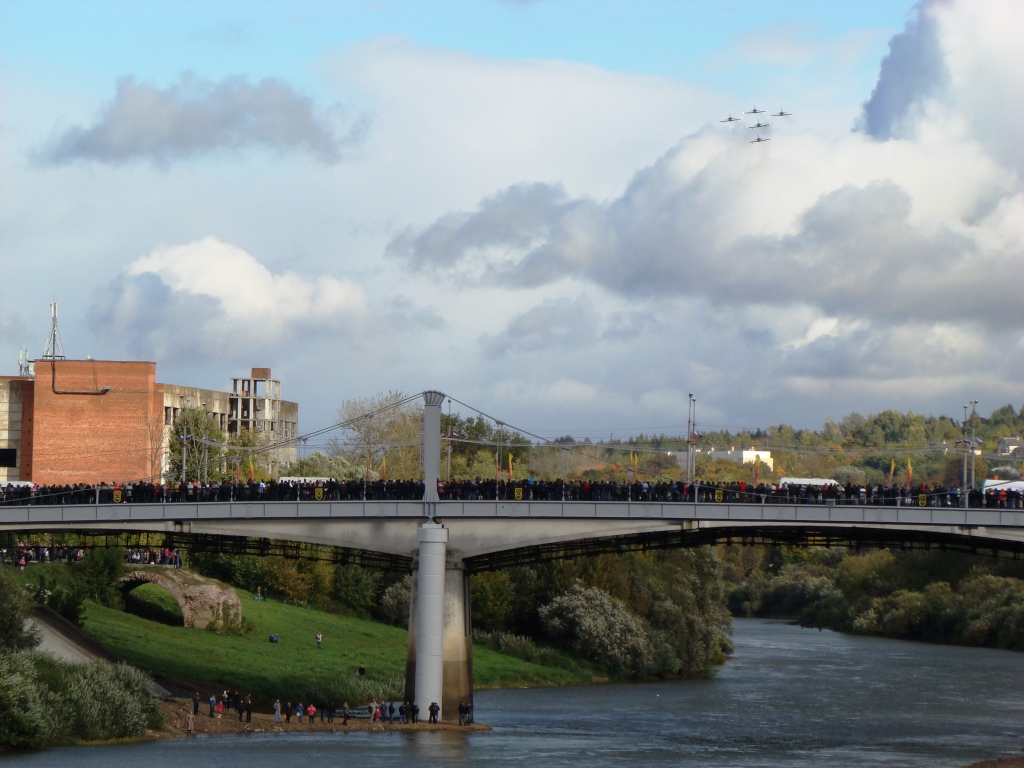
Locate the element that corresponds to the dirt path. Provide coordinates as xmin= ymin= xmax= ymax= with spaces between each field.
xmin=159 ymin=698 xmax=490 ymax=736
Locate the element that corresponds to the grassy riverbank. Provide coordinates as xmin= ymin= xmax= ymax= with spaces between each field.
xmin=80 ymin=588 xmax=596 ymax=707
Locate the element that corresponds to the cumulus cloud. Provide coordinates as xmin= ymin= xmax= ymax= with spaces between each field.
xmin=859 ymin=0 xmax=1024 ymax=175
xmin=386 ymin=0 xmax=1022 ymax=424
xmin=90 ymin=237 xmax=367 ymax=361
xmin=41 ymin=73 xmax=368 ymax=165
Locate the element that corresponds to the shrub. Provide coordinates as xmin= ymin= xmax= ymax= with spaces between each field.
xmin=378 ymin=577 xmax=410 ymax=628
xmin=539 ymin=583 xmax=654 ymax=678
xmin=0 ymin=569 xmax=40 ymax=652
xmin=0 ymin=652 xmax=162 ymax=748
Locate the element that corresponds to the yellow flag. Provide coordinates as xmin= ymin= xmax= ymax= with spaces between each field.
xmin=508 ymin=452 xmax=513 ymax=480
xmin=381 ymin=455 xmax=387 ymax=479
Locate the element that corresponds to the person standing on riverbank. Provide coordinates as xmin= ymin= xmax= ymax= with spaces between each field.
xmin=273 ymin=699 xmax=281 ymax=724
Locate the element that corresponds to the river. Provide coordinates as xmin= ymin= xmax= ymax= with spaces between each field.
xmin=7 ymin=619 xmax=1022 ymax=767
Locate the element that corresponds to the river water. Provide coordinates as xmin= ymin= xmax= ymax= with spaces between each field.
xmin=7 ymin=619 xmax=1022 ymax=767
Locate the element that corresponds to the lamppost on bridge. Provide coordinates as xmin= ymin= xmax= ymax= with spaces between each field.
xmin=496 ymin=421 xmax=504 ymax=499
xmin=969 ymin=399 xmax=979 ymax=493
xmin=960 ymin=403 xmax=972 ymax=508
xmin=686 ymin=394 xmax=697 ymax=485
xmin=446 ymin=398 xmax=452 ymax=483
xmin=179 ymin=395 xmax=191 ymax=485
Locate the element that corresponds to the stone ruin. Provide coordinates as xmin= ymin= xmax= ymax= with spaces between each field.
xmin=120 ymin=568 xmax=242 ymax=630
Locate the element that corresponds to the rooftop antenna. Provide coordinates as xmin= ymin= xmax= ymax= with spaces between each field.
xmin=18 ymin=349 xmax=31 ymax=376
xmin=41 ymin=301 xmax=66 ymax=361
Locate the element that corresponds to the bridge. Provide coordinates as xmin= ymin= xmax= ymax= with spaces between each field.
xmin=3 ymin=391 xmax=1023 ymax=721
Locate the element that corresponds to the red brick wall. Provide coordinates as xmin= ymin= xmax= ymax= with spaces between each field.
xmin=29 ymin=360 xmax=163 ymax=485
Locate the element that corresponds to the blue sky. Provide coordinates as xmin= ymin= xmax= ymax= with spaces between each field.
xmin=1 ymin=0 xmax=1020 ymax=442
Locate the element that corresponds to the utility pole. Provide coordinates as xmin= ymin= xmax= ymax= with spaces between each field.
xmin=180 ymin=395 xmax=190 ymax=485
xmin=496 ymin=421 xmax=504 ymax=499
xmin=446 ymin=398 xmax=452 ymax=482
xmin=969 ymin=400 xmax=978 ymax=493
xmin=961 ymin=403 xmax=969 ymax=508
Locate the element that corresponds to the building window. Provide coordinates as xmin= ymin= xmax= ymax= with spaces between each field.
xmin=0 ymin=449 xmax=16 ymax=468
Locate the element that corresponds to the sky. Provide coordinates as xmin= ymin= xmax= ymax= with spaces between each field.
xmin=1 ymin=0 xmax=1021 ymax=446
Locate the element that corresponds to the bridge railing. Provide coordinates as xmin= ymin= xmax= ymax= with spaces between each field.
xmin=2 ymin=480 xmax=1021 ymax=510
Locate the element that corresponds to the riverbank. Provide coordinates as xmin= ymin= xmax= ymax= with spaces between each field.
xmin=967 ymin=758 xmax=1024 ymax=768
xmin=158 ymin=698 xmax=490 ymax=736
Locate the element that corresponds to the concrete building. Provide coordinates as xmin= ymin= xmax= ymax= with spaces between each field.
xmin=675 ymin=444 xmax=770 ymax=475
xmin=0 ymin=360 xmax=297 ymax=485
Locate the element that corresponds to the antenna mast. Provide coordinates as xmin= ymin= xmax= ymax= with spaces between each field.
xmin=41 ymin=301 xmax=66 ymax=360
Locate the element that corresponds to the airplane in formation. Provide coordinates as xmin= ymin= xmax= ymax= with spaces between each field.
xmin=771 ymin=109 xmax=793 ymax=117
xmin=747 ymin=120 xmax=771 ymax=130
xmin=744 ymin=106 xmax=765 ymax=115
xmin=749 ymin=135 xmax=770 ymax=144
xmin=719 ymin=115 xmax=741 ymax=123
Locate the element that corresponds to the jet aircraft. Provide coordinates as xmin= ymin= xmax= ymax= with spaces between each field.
xmin=719 ymin=115 xmax=741 ymax=123
xmin=747 ymin=121 xmax=771 ymax=130
xmin=771 ymin=110 xmax=793 ymax=117
xmin=744 ymin=106 xmax=765 ymax=115
xmin=748 ymin=135 xmax=770 ymax=144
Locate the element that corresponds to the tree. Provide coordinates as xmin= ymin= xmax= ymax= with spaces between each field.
xmin=0 ymin=569 xmax=40 ymax=652
xmin=80 ymin=546 xmax=125 ymax=608
xmin=166 ymin=407 xmax=225 ymax=482
xmin=329 ymin=392 xmax=421 ymax=480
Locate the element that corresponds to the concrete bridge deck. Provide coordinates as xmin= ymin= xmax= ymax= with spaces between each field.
xmin=2 ymin=500 xmax=1022 ymax=558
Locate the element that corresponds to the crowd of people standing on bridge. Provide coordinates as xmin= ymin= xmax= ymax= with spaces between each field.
xmin=2 ymin=477 xmax=1020 ymax=509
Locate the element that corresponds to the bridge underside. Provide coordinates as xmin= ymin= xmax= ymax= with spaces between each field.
xmin=5 ymin=519 xmax=1021 ymax=572
xmin=463 ymin=523 xmax=1024 ymax=571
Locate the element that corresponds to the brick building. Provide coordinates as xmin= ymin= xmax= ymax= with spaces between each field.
xmin=0 ymin=360 xmax=298 ymax=486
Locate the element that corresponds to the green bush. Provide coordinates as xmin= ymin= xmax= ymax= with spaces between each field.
xmin=0 ymin=569 xmax=40 ymax=652
xmin=539 ymin=583 xmax=654 ymax=678
xmin=0 ymin=652 xmax=162 ymax=748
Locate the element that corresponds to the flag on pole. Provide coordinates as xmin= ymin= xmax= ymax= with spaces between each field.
xmin=888 ymin=458 xmax=896 ymax=488
xmin=249 ymin=457 xmax=255 ymax=482
xmin=508 ymin=452 xmax=514 ymax=481
xmin=905 ymin=457 xmax=913 ymax=488
xmin=754 ymin=454 xmax=761 ymax=485
xmin=381 ymin=455 xmax=387 ymax=480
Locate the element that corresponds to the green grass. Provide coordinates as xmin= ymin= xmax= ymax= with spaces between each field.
xmin=80 ymin=590 xmax=595 ymax=707
xmin=124 ymin=583 xmax=183 ymax=625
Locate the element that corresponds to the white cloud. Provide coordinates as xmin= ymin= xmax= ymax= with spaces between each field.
xmin=382 ymin=0 xmax=1022 ymax=431
xmin=40 ymin=73 xmax=368 ymax=166
xmin=91 ymin=237 xmax=367 ymax=362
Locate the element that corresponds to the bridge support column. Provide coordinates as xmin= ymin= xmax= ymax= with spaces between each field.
xmin=405 ymin=537 xmax=473 ymax=723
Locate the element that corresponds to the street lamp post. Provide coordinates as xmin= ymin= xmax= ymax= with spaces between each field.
xmin=446 ymin=398 xmax=452 ymax=482
xmin=961 ymin=403 xmax=969 ymax=508
xmin=969 ymin=400 xmax=979 ymax=493
xmin=180 ymin=395 xmax=190 ymax=485
xmin=496 ymin=421 xmax=504 ymax=499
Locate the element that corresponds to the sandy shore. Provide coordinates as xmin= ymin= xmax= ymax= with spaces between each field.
xmin=159 ymin=698 xmax=1022 ymax=766
xmin=159 ymin=698 xmax=490 ymax=736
